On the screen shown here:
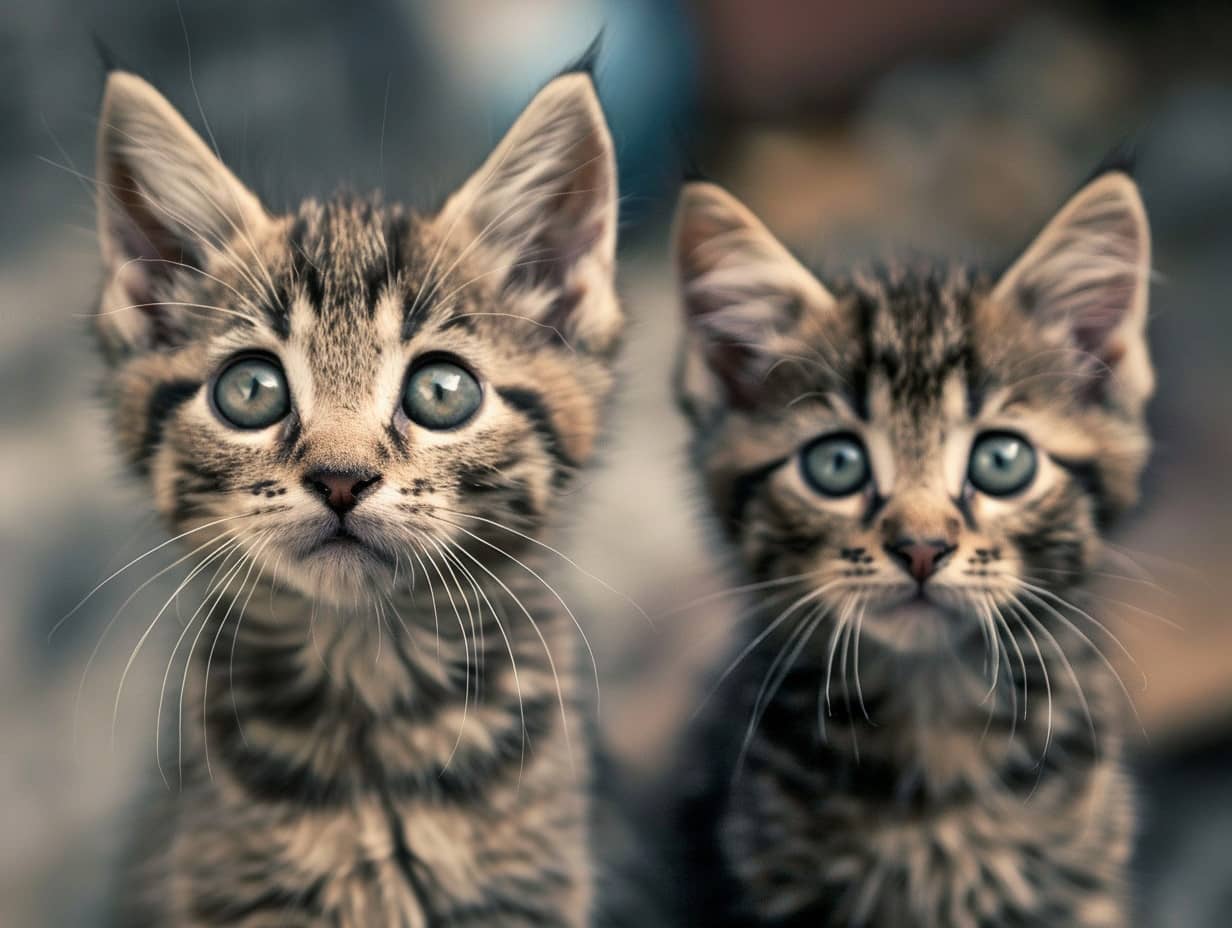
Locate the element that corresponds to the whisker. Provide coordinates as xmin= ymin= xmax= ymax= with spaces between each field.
xmin=824 ymin=594 xmax=856 ymax=717
xmin=53 ymin=512 xmax=256 ymax=640
xmin=425 ymin=534 xmax=527 ymax=784
xmin=1002 ymin=599 xmax=1053 ymax=768
xmin=693 ymin=582 xmax=840 ymax=719
xmin=151 ymin=537 xmax=245 ymax=786
xmin=436 ymin=508 xmax=653 ymax=625
xmin=428 ymin=515 xmax=603 ymax=715
xmin=203 ymin=532 xmax=274 ymax=780
xmin=851 ymin=593 xmax=873 ymax=723
xmin=657 ymin=572 xmax=813 ymax=618
xmin=1015 ymin=587 xmax=1146 ymax=737
xmin=175 ymin=537 xmax=260 ymax=784
xmin=105 ymin=529 xmax=249 ymax=754
xmin=1015 ymin=582 xmax=1148 ymax=695
xmin=439 ymin=536 xmax=576 ymax=774
xmin=733 ymin=606 xmax=825 ymax=782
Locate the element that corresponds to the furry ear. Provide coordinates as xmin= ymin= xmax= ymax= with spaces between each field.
xmin=436 ymin=73 xmax=620 ymax=353
xmin=672 ymin=181 xmax=836 ymax=419
xmin=95 ymin=71 xmax=269 ymax=356
xmin=993 ymin=171 xmax=1153 ymax=413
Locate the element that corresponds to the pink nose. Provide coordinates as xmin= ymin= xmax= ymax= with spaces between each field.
xmin=885 ymin=538 xmax=955 ymax=583
xmin=304 ymin=470 xmax=382 ymax=514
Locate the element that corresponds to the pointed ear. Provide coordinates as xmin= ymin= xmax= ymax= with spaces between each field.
xmin=993 ymin=171 xmax=1153 ymax=413
xmin=672 ymin=182 xmax=836 ymax=419
xmin=436 ymin=73 xmax=620 ymax=353
xmin=95 ymin=71 xmax=269 ymax=355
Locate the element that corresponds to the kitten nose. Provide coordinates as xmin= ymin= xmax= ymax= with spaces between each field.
xmin=304 ymin=470 xmax=382 ymax=514
xmin=885 ymin=538 xmax=956 ymax=583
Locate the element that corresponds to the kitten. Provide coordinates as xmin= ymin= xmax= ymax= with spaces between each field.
xmin=666 ymin=169 xmax=1153 ymax=926
xmin=92 ymin=65 xmax=622 ymax=927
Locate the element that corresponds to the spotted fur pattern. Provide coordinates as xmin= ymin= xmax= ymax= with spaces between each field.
xmin=92 ymin=68 xmax=621 ymax=927
xmin=666 ymin=174 xmax=1154 ymax=927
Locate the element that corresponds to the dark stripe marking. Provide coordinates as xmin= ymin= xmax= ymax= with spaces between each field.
xmin=138 ymin=379 xmax=201 ymax=471
xmin=726 ymin=456 xmax=787 ymax=535
xmin=495 ymin=387 xmax=576 ymax=481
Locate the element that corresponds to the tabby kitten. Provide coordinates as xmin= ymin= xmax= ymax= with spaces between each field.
xmin=92 ymin=65 xmax=622 ymax=926
xmin=668 ymin=169 xmax=1154 ymax=926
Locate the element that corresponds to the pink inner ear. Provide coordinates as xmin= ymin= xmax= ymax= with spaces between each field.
xmin=106 ymin=163 xmax=197 ymax=270
xmin=102 ymin=163 xmax=204 ymax=346
xmin=1069 ymin=273 xmax=1135 ymax=359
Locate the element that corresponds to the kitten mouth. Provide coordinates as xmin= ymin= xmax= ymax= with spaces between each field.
xmin=319 ymin=527 xmax=362 ymax=546
xmin=308 ymin=524 xmax=396 ymax=570
xmin=312 ymin=524 xmax=374 ymax=555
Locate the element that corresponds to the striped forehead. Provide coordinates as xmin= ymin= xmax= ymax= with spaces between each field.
xmin=843 ymin=266 xmax=980 ymax=477
xmin=279 ymin=198 xmax=437 ymax=398
xmin=855 ymin=265 xmax=976 ymax=407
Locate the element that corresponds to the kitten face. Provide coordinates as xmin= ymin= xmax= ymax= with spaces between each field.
xmin=94 ymin=71 xmax=621 ymax=605
xmin=674 ymin=175 xmax=1152 ymax=653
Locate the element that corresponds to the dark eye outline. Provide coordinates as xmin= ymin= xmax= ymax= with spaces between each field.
xmin=967 ymin=429 xmax=1038 ymax=497
xmin=210 ymin=352 xmax=291 ymax=430
xmin=400 ymin=354 xmax=484 ymax=431
xmin=799 ymin=431 xmax=871 ymax=498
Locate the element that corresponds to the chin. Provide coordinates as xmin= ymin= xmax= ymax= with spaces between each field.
xmin=274 ymin=537 xmax=398 ymax=606
xmin=855 ymin=586 xmax=976 ymax=655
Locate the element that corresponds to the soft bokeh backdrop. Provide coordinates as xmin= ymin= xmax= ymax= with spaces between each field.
xmin=2 ymin=1 xmax=1230 ymax=925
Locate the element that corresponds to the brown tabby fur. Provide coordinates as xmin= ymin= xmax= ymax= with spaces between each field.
xmin=666 ymin=171 xmax=1154 ymax=927
xmin=92 ymin=67 xmax=621 ymax=927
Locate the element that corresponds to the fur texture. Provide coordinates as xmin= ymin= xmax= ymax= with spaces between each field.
xmin=665 ymin=173 xmax=1154 ymax=927
xmin=93 ymin=68 xmax=622 ymax=926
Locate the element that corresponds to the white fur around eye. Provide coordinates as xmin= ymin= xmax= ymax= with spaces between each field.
xmin=943 ymin=425 xmax=973 ymax=498
xmin=863 ymin=426 xmax=895 ymax=495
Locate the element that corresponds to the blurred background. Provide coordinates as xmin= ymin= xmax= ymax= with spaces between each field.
xmin=2 ymin=1 xmax=1230 ymax=924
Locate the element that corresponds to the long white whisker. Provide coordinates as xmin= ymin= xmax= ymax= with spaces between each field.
xmin=1016 ymin=580 xmax=1146 ymax=683
xmin=178 ymin=538 xmax=257 ymax=785
xmin=1003 ymin=599 xmax=1052 ymax=772
xmin=109 ymin=529 xmax=253 ymax=752
xmin=151 ymin=537 xmax=245 ymax=787
xmin=434 ymin=508 xmax=652 ymax=626
xmin=693 ymin=582 xmax=839 ymax=718
xmin=426 ymin=534 xmax=528 ymax=783
xmin=53 ymin=512 xmax=255 ymax=639
xmin=440 ymin=536 xmax=576 ymax=774
xmin=203 ymin=532 xmax=274 ymax=780
xmin=429 ymin=515 xmax=602 ymax=715
xmin=733 ymin=607 xmax=825 ymax=782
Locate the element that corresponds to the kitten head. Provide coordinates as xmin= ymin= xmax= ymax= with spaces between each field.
xmin=673 ymin=172 xmax=1152 ymax=653
xmin=94 ymin=70 xmax=621 ymax=605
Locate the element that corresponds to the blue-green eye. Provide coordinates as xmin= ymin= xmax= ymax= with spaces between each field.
xmin=403 ymin=359 xmax=482 ymax=430
xmin=213 ymin=356 xmax=290 ymax=429
xmin=801 ymin=433 xmax=870 ymax=497
xmin=968 ymin=431 xmax=1037 ymax=496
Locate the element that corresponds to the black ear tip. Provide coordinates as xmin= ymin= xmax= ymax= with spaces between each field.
xmin=674 ymin=129 xmax=711 ymax=184
xmin=559 ymin=30 xmax=605 ymax=79
xmin=681 ymin=159 xmax=712 ymax=185
xmin=1088 ymin=138 xmax=1140 ymax=183
xmin=92 ymin=34 xmax=129 ymax=76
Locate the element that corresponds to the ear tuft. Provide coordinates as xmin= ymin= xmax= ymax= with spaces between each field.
xmin=558 ymin=30 xmax=604 ymax=79
xmin=673 ymin=182 xmax=834 ymax=417
xmin=436 ymin=71 xmax=620 ymax=353
xmin=993 ymin=171 xmax=1153 ymax=413
xmin=91 ymin=34 xmax=131 ymax=79
xmin=1085 ymin=138 xmax=1139 ymax=185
